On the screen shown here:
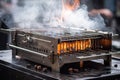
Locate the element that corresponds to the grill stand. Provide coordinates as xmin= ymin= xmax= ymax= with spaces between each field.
xmin=9 ymin=44 xmax=112 ymax=72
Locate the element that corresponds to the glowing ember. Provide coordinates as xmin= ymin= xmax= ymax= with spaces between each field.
xmin=57 ymin=39 xmax=91 ymax=54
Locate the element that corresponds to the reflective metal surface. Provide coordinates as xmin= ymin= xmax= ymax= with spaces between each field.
xmin=0 ymin=50 xmax=120 ymax=80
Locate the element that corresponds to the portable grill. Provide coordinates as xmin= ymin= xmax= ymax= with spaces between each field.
xmin=8 ymin=28 xmax=112 ymax=72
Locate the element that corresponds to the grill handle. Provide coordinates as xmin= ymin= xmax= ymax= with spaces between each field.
xmin=0 ymin=28 xmax=15 ymax=34
xmin=8 ymin=44 xmax=48 ymax=57
xmin=76 ymin=51 xmax=120 ymax=59
xmin=76 ymin=53 xmax=110 ymax=59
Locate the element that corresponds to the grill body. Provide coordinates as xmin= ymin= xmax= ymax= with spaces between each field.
xmin=10 ymin=29 xmax=112 ymax=72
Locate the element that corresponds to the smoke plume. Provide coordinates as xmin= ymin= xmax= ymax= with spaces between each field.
xmin=11 ymin=0 xmax=105 ymax=31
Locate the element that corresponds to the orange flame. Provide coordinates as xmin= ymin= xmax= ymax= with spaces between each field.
xmin=61 ymin=0 xmax=80 ymax=21
xmin=57 ymin=38 xmax=112 ymax=54
xmin=62 ymin=0 xmax=80 ymax=11
xmin=57 ymin=39 xmax=91 ymax=54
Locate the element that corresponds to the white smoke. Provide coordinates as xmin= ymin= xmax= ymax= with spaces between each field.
xmin=11 ymin=0 xmax=105 ymax=31
xmin=62 ymin=4 xmax=105 ymax=31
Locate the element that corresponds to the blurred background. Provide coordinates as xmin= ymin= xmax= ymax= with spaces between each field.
xmin=0 ymin=0 xmax=120 ymax=51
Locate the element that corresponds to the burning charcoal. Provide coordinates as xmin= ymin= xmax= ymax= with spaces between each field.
xmin=73 ymin=68 xmax=79 ymax=73
xmin=15 ymin=55 xmax=21 ymax=59
xmin=42 ymin=67 xmax=48 ymax=72
xmin=37 ymin=65 xmax=42 ymax=71
xmin=34 ymin=65 xmax=38 ymax=70
xmin=68 ymin=68 xmax=73 ymax=74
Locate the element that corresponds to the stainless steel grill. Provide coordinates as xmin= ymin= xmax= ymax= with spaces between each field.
xmin=9 ymin=28 xmax=112 ymax=72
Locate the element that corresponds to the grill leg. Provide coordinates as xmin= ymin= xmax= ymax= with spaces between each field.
xmin=104 ymin=55 xmax=111 ymax=67
xmin=51 ymin=57 xmax=61 ymax=72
